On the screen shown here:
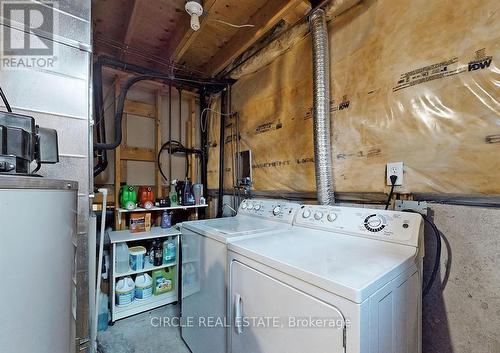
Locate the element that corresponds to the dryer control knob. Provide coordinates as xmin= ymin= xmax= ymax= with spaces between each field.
xmin=272 ymin=206 xmax=281 ymax=215
xmin=302 ymin=209 xmax=311 ymax=218
xmin=247 ymin=202 xmax=254 ymax=210
xmin=254 ymin=204 xmax=261 ymax=211
xmin=314 ymin=212 xmax=324 ymax=220
xmin=327 ymin=213 xmax=337 ymax=222
xmin=241 ymin=202 xmax=247 ymax=209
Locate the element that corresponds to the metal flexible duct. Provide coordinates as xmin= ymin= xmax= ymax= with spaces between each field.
xmin=310 ymin=8 xmax=335 ymax=205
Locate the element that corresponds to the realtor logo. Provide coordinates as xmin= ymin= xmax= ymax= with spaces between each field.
xmin=1 ymin=1 xmax=57 ymax=69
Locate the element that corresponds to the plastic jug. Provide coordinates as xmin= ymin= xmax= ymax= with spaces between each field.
xmin=120 ymin=185 xmax=137 ymax=210
xmin=163 ymin=238 xmax=176 ymax=263
xmin=135 ymin=273 xmax=153 ymax=300
xmin=138 ymin=186 xmax=154 ymax=209
xmin=152 ymin=267 xmax=175 ymax=295
xmin=115 ymin=277 xmax=135 ymax=306
xmin=115 ymin=243 xmax=130 ymax=274
xmin=97 ymin=292 xmax=109 ymax=331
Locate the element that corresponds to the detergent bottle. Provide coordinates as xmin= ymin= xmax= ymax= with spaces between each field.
xmin=138 ymin=186 xmax=154 ymax=209
xmin=163 ymin=237 xmax=176 ymax=263
xmin=182 ymin=178 xmax=195 ymax=206
xmin=152 ymin=267 xmax=175 ymax=295
xmin=120 ymin=185 xmax=137 ymax=210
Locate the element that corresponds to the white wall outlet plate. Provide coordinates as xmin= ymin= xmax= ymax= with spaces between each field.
xmin=386 ymin=162 xmax=404 ymax=186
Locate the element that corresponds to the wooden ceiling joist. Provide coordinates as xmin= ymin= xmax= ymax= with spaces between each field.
xmin=120 ymin=0 xmax=142 ymax=60
xmin=93 ymin=0 xmax=311 ymax=77
xmin=169 ymin=0 xmax=218 ymax=63
xmin=205 ymin=0 xmax=304 ymax=76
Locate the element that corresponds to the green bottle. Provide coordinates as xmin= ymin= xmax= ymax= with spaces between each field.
xmin=120 ymin=185 xmax=137 ymax=210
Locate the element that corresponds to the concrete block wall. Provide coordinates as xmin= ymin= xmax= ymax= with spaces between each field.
xmin=423 ymin=204 xmax=500 ymax=353
xmin=0 ymin=1 xmax=92 ymax=351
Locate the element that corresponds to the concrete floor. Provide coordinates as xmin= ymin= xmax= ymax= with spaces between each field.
xmin=98 ymin=304 xmax=190 ymax=353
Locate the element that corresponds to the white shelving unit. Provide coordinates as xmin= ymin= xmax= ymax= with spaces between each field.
xmin=108 ymin=227 xmax=181 ymax=322
xmin=116 ymin=204 xmax=207 ymax=225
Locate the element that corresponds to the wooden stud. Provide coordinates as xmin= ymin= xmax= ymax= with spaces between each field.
xmin=123 ymin=100 xmax=156 ymax=118
xmin=120 ymin=0 xmax=141 ymax=60
xmin=121 ymin=146 xmax=156 ymax=161
xmin=113 ymin=78 xmax=126 ymax=230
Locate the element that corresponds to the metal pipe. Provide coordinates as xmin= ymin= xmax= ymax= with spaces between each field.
xmin=217 ymin=88 xmax=228 ymax=217
xmin=92 ymin=55 xmax=230 ymax=151
xmin=178 ymin=88 xmax=183 ymax=144
xmin=169 ymin=83 xmax=172 ymax=182
xmin=310 ymin=8 xmax=335 ymax=205
xmin=199 ymin=89 xmax=208 ymax=219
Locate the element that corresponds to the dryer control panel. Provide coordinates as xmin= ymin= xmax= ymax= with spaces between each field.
xmin=238 ymin=199 xmax=300 ymax=224
xmin=295 ymin=205 xmax=423 ymax=247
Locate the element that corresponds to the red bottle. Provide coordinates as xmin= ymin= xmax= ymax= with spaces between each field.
xmin=138 ymin=186 xmax=154 ymax=209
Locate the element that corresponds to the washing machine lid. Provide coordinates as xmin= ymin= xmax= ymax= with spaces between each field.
xmin=228 ymin=228 xmax=418 ymax=303
xmin=182 ymin=215 xmax=291 ymax=243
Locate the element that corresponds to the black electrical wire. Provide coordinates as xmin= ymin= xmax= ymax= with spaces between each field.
xmin=402 ymin=209 xmax=442 ymax=297
xmin=385 ymin=175 xmax=398 ymax=210
xmin=32 ymin=160 xmax=41 ymax=174
xmin=157 ymin=139 xmax=202 ymax=183
xmin=0 ymin=86 xmax=12 ymax=112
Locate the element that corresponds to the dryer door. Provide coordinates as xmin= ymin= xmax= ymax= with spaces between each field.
xmin=230 ymin=261 xmax=346 ymax=353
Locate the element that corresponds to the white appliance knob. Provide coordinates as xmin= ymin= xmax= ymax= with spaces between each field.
xmin=272 ymin=206 xmax=281 ymax=215
xmin=254 ymin=204 xmax=261 ymax=211
xmin=327 ymin=213 xmax=337 ymax=222
xmin=247 ymin=202 xmax=254 ymax=210
xmin=302 ymin=209 xmax=311 ymax=218
xmin=314 ymin=212 xmax=324 ymax=220
xmin=241 ymin=202 xmax=247 ymax=209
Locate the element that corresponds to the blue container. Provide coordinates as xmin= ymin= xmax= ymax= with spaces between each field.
xmin=161 ymin=211 xmax=172 ymax=229
xmin=129 ymin=246 xmax=146 ymax=271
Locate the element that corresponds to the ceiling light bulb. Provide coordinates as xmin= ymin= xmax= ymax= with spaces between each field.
xmin=185 ymin=1 xmax=203 ymax=31
xmin=190 ymin=13 xmax=200 ymax=31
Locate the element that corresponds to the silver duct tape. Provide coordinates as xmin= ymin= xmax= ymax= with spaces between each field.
xmin=310 ymin=9 xmax=335 ymax=205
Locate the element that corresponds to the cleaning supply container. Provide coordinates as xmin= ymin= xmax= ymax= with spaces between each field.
xmin=97 ymin=292 xmax=109 ymax=331
xmin=115 ymin=277 xmax=135 ymax=306
xmin=152 ymin=267 xmax=175 ymax=295
xmin=120 ymin=185 xmax=137 ymax=210
xmin=115 ymin=243 xmax=130 ymax=273
xmin=135 ymin=273 xmax=153 ymax=300
xmin=160 ymin=210 xmax=171 ymax=229
xmin=129 ymin=246 xmax=146 ymax=271
xmin=163 ymin=237 xmax=176 ymax=263
xmin=138 ymin=186 xmax=154 ymax=209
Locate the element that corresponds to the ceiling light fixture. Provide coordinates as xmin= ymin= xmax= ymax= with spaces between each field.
xmin=185 ymin=0 xmax=203 ymax=31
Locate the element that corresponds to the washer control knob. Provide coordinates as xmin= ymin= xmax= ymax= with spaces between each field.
xmin=364 ymin=214 xmax=386 ymax=232
xmin=272 ymin=206 xmax=281 ymax=216
xmin=302 ymin=209 xmax=311 ymax=218
xmin=314 ymin=212 xmax=324 ymax=220
xmin=254 ymin=204 xmax=261 ymax=211
xmin=247 ymin=202 xmax=254 ymax=210
xmin=241 ymin=202 xmax=247 ymax=209
xmin=327 ymin=213 xmax=337 ymax=222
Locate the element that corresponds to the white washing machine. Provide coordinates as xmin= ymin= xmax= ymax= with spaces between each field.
xmin=180 ymin=199 xmax=301 ymax=353
xmin=227 ymin=204 xmax=424 ymax=353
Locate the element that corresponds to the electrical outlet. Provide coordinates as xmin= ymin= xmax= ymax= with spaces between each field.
xmin=386 ymin=162 xmax=404 ymax=186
